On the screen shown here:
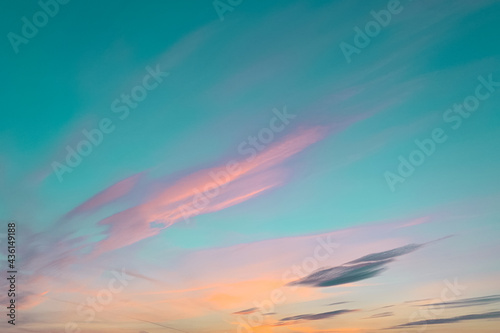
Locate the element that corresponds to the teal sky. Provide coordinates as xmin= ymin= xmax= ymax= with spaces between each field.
xmin=1 ymin=0 xmax=500 ymax=332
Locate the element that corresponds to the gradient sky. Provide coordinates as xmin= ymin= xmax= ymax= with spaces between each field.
xmin=1 ymin=0 xmax=500 ymax=332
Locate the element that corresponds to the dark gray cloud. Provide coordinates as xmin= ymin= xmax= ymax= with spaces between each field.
xmin=389 ymin=311 xmax=500 ymax=329
xmin=288 ymin=243 xmax=423 ymax=287
xmin=367 ymin=312 xmax=394 ymax=319
xmin=288 ymin=259 xmax=389 ymax=287
xmin=347 ymin=244 xmax=423 ymax=265
xmin=421 ymin=294 xmax=500 ymax=309
xmin=373 ymin=305 xmax=394 ymax=310
xmin=328 ymin=301 xmax=350 ymax=306
xmin=233 ymin=307 xmax=258 ymax=315
xmin=280 ymin=309 xmax=356 ymax=322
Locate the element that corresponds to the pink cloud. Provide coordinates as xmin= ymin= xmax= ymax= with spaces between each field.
xmin=61 ymin=172 xmax=144 ymax=222
xmin=92 ymin=126 xmax=328 ymax=255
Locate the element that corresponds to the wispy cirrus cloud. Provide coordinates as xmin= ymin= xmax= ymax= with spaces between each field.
xmin=366 ymin=312 xmax=393 ymax=319
xmin=59 ymin=172 xmax=144 ymax=222
xmin=327 ymin=301 xmax=351 ymax=306
xmin=421 ymin=294 xmax=500 ymax=309
xmin=388 ymin=311 xmax=500 ymax=329
xmin=288 ymin=243 xmax=424 ymax=287
xmin=93 ymin=125 xmax=329 ymax=254
xmin=280 ymin=309 xmax=357 ymax=322
xmin=233 ymin=307 xmax=258 ymax=315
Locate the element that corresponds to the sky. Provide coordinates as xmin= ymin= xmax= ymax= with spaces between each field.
xmin=1 ymin=0 xmax=500 ymax=332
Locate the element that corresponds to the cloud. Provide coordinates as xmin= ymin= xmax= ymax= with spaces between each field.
xmin=92 ymin=126 xmax=328 ymax=254
xmin=389 ymin=311 xmax=500 ymax=329
xmin=59 ymin=172 xmax=144 ymax=222
xmin=421 ymin=294 xmax=500 ymax=309
xmin=404 ymin=298 xmax=432 ymax=304
xmin=367 ymin=312 xmax=393 ymax=319
xmin=233 ymin=307 xmax=258 ymax=315
xmin=328 ymin=301 xmax=350 ymax=306
xmin=346 ymin=243 xmax=423 ymax=265
xmin=288 ymin=243 xmax=423 ymax=287
xmin=280 ymin=309 xmax=356 ymax=322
